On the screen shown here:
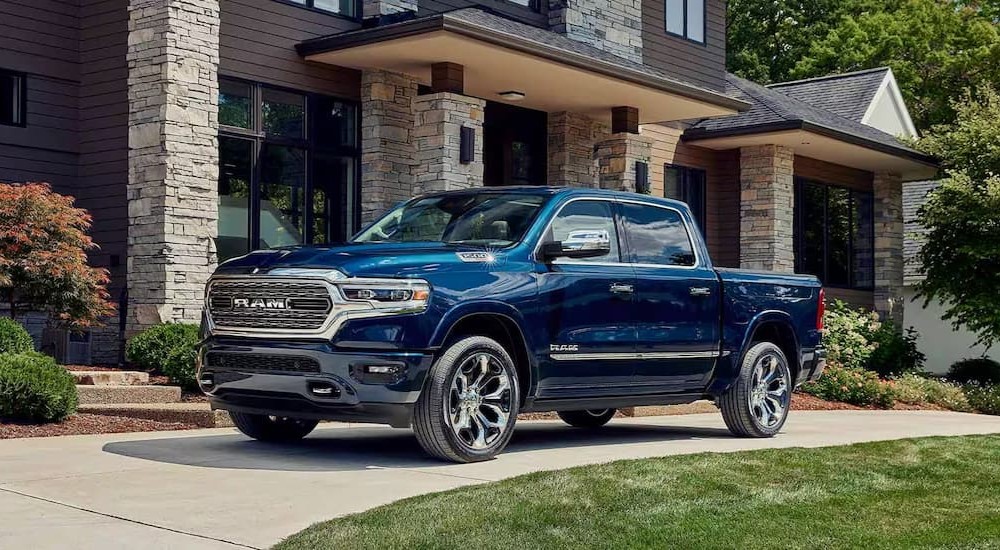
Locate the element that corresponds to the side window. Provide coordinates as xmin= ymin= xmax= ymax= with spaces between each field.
xmin=621 ymin=203 xmax=696 ymax=267
xmin=546 ymin=200 xmax=621 ymax=262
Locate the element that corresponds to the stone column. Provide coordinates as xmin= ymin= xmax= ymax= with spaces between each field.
xmin=873 ymin=171 xmax=904 ymax=325
xmin=547 ymin=112 xmax=608 ymax=188
xmin=739 ymin=145 xmax=795 ymax=272
xmin=594 ymin=132 xmax=653 ymax=192
xmin=360 ymin=70 xmax=418 ymax=223
xmin=126 ymin=0 xmax=219 ymax=332
xmin=548 ymin=0 xmax=643 ymax=63
xmin=412 ymin=92 xmax=486 ymax=194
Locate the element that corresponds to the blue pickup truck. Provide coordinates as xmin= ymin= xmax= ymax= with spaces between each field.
xmin=198 ymin=187 xmax=826 ymax=462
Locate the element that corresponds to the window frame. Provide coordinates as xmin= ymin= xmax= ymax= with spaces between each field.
xmin=618 ymin=199 xmax=700 ymax=269
xmin=0 ymin=68 xmax=27 ymax=128
xmin=664 ymin=0 xmax=707 ymax=45
xmin=218 ymin=76 xmax=361 ymax=256
xmin=271 ymin=0 xmax=360 ymax=21
xmin=793 ymin=177 xmax=875 ymax=291
xmin=662 ymin=163 xmax=707 ymax=234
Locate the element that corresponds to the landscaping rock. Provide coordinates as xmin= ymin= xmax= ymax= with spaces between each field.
xmin=78 ymin=403 xmax=234 ymax=428
xmin=71 ymin=371 xmax=149 ymax=386
xmin=76 ymin=385 xmax=182 ymax=405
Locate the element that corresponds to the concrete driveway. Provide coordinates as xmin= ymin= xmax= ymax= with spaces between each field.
xmin=2 ymin=410 xmax=1000 ymax=549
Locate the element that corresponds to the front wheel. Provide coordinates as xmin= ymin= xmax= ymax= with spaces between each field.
xmin=719 ymin=342 xmax=792 ymax=438
xmin=413 ymin=336 xmax=520 ymax=463
xmin=558 ymin=409 xmax=616 ymax=428
xmin=230 ymin=412 xmax=319 ymax=442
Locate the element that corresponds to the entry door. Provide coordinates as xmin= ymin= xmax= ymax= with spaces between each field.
xmin=483 ymin=102 xmax=547 ymax=186
xmin=534 ymin=199 xmax=637 ymax=398
xmin=619 ymin=201 xmax=720 ymax=391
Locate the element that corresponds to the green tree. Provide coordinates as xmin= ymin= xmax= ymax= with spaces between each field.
xmin=915 ymin=86 xmax=1000 ymax=348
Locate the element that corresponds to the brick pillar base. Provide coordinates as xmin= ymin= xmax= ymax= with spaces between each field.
xmin=739 ymin=145 xmax=795 ymax=272
xmin=874 ymin=171 xmax=904 ymax=325
xmin=594 ymin=132 xmax=653 ymax=192
xmin=361 ymin=70 xmax=418 ymax=223
xmin=126 ymin=0 xmax=220 ymax=333
xmin=412 ymin=92 xmax=485 ymax=194
xmin=547 ymin=112 xmax=608 ymax=188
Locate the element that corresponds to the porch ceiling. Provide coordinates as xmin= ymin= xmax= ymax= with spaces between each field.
xmin=297 ymin=9 xmax=748 ymax=125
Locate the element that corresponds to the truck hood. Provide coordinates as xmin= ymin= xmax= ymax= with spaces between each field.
xmin=214 ymin=242 xmax=505 ymax=278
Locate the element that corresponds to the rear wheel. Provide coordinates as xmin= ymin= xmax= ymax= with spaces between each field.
xmin=558 ymin=408 xmax=616 ymax=428
xmin=230 ymin=412 xmax=319 ymax=442
xmin=719 ymin=342 xmax=792 ymax=438
xmin=413 ymin=336 xmax=520 ymax=463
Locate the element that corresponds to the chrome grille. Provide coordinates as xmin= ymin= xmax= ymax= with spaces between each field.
xmin=207 ymin=279 xmax=333 ymax=330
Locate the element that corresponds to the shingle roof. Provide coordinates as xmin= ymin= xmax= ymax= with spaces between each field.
xmin=903 ymin=180 xmax=940 ymax=285
xmin=683 ymin=73 xmax=934 ymax=165
xmin=767 ymin=68 xmax=889 ymax=122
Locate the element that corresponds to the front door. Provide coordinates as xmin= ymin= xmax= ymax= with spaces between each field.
xmin=619 ymin=201 xmax=721 ymax=391
xmin=534 ymin=199 xmax=637 ymax=398
xmin=484 ymin=102 xmax=547 ymax=187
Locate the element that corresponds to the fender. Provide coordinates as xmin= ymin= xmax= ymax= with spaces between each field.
xmin=707 ymin=309 xmax=800 ymax=397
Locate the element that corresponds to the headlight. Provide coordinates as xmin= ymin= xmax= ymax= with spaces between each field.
xmin=338 ymin=279 xmax=431 ymax=312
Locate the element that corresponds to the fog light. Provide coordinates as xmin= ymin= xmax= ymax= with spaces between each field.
xmin=366 ymin=365 xmax=396 ymax=374
xmin=199 ymin=373 xmax=214 ymax=388
xmin=350 ymin=363 xmax=406 ymax=385
xmin=308 ymin=381 xmax=340 ymax=398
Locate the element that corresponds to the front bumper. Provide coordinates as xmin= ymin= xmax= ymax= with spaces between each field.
xmin=197 ymin=338 xmax=434 ymax=428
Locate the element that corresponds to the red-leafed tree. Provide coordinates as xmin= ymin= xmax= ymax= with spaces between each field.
xmin=0 ymin=182 xmax=115 ymax=328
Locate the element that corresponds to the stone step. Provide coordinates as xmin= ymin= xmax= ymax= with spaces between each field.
xmin=76 ymin=385 xmax=182 ymax=405
xmin=70 ymin=370 xmax=149 ymax=386
xmin=78 ymin=403 xmax=234 ymax=428
xmin=619 ymin=401 xmax=718 ymax=417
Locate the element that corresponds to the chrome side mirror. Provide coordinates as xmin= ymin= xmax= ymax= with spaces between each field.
xmin=541 ymin=229 xmax=612 ymax=261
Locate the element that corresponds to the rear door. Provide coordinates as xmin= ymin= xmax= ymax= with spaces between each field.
xmin=619 ymin=201 xmax=721 ymax=391
xmin=534 ymin=198 xmax=637 ymax=398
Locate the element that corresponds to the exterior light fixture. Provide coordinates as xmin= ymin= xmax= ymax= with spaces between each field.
xmin=497 ymin=91 xmax=526 ymax=101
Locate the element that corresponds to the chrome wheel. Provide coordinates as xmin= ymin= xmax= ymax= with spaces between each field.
xmin=448 ymin=352 xmax=513 ymax=450
xmin=747 ymin=352 xmax=789 ymax=429
xmin=585 ymin=409 xmax=611 ymax=417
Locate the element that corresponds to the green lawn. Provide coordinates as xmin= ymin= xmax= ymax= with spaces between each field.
xmin=276 ymin=436 xmax=1000 ymax=550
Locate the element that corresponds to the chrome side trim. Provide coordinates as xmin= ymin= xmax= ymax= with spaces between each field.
xmin=550 ymin=351 xmax=721 ymax=361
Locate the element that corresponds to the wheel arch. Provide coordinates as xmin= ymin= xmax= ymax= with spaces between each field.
xmin=742 ymin=311 xmax=801 ymax=381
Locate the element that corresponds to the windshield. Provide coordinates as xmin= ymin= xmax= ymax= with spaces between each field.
xmin=352 ymin=192 xmax=548 ymax=247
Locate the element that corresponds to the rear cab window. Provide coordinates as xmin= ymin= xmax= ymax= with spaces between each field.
xmin=619 ymin=202 xmax=696 ymax=267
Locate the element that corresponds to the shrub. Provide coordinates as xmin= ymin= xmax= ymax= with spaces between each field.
xmin=890 ymin=373 xmax=972 ymax=412
xmin=800 ymin=364 xmax=896 ymax=408
xmin=822 ymin=300 xmax=881 ymax=370
xmin=963 ymin=384 xmax=1000 ymax=416
xmin=0 ymin=352 xmax=77 ymax=422
xmin=948 ymin=358 xmax=1000 ymax=386
xmin=126 ymin=323 xmax=201 ymax=388
xmin=0 ymin=317 xmax=33 ymax=355
xmin=867 ymin=324 xmax=925 ymax=378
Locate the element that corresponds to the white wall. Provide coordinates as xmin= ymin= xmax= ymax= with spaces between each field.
xmin=903 ymin=287 xmax=994 ymax=374
xmin=867 ymin=90 xmax=912 ymax=137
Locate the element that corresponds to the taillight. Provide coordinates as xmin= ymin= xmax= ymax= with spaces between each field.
xmin=816 ymin=288 xmax=826 ymax=331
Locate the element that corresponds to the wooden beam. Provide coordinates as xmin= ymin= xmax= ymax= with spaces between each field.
xmin=611 ymin=106 xmax=639 ymax=134
xmin=431 ymin=62 xmax=464 ymax=94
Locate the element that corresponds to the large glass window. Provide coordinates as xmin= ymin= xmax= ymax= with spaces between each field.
xmin=663 ymin=164 xmax=706 ymax=233
xmin=217 ymin=78 xmax=359 ymax=261
xmin=620 ymin=203 xmax=696 ymax=267
xmin=0 ymin=69 xmax=25 ymax=127
xmin=546 ymin=200 xmax=620 ymax=263
xmin=664 ymin=0 xmax=706 ymax=43
xmin=794 ymin=178 xmax=875 ymax=289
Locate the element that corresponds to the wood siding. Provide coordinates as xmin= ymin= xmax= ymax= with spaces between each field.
xmin=641 ymin=0 xmax=726 ymax=92
xmin=645 ymin=123 xmax=739 ymax=267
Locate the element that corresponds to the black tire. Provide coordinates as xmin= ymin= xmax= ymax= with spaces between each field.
xmin=720 ymin=342 xmax=793 ymax=438
xmin=413 ymin=336 xmax=520 ymax=463
xmin=557 ymin=408 xmax=616 ymax=428
xmin=230 ymin=412 xmax=319 ymax=442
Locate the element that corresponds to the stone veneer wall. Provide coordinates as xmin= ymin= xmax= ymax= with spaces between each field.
xmin=547 ymin=111 xmax=609 ymax=187
xmin=548 ymin=0 xmax=643 ymax=63
xmin=126 ymin=0 xmax=220 ymax=332
xmin=412 ymin=92 xmax=485 ymax=194
xmin=362 ymin=0 xmax=416 ymax=18
xmin=739 ymin=145 xmax=795 ymax=273
xmin=361 ymin=70 xmax=418 ymax=223
xmin=594 ymin=132 xmax=652 ymax=192
xmin=873 ymin=171 xmax=904 ymax=325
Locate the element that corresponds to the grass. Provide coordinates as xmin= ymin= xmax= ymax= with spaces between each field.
xmin=275 ymin=436 xmax=1000 ymax=550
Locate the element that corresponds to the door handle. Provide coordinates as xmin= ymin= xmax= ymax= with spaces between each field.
xmin=689 ymin=287 xmax=712 ymax=297
xmin=610 ymin=283 xmax=634 ymax=295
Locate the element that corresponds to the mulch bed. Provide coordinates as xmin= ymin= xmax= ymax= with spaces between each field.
xmin=0 ymin=414 xmax=199 ymax=439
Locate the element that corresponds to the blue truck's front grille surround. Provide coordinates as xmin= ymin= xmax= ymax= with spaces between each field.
xmin=207 ymin=279 xmax=333 ymax=330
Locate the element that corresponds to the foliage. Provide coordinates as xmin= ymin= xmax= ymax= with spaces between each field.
xmin=0 ymin=182 xmax=115 ymax=328
xmin=800 ymin=364 xmax=896 ymax=408
xmin=0 ymin=318 xmax=33 ymax=355
xmin=963 ymin=384 xmax=1000 ymax=415
xmin=890 ymin=373 xmax=972 ymax=412
xmin=0 ymin=352 xmax=78 ymax=422
xmin=918 ymin=86 xmax=1000 ymax=183
xmin=948 ymin=357 xmax=1000 ymax=386
xmin=821 ymin=300 xmax=881 ymax=370
xmin=866 ymin=323 xmax=925 ymax=378
xmin=728 ymin=0 xmax=1000 ymax=129
xmin=125 ymin=323 xmax=201 ymax=388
